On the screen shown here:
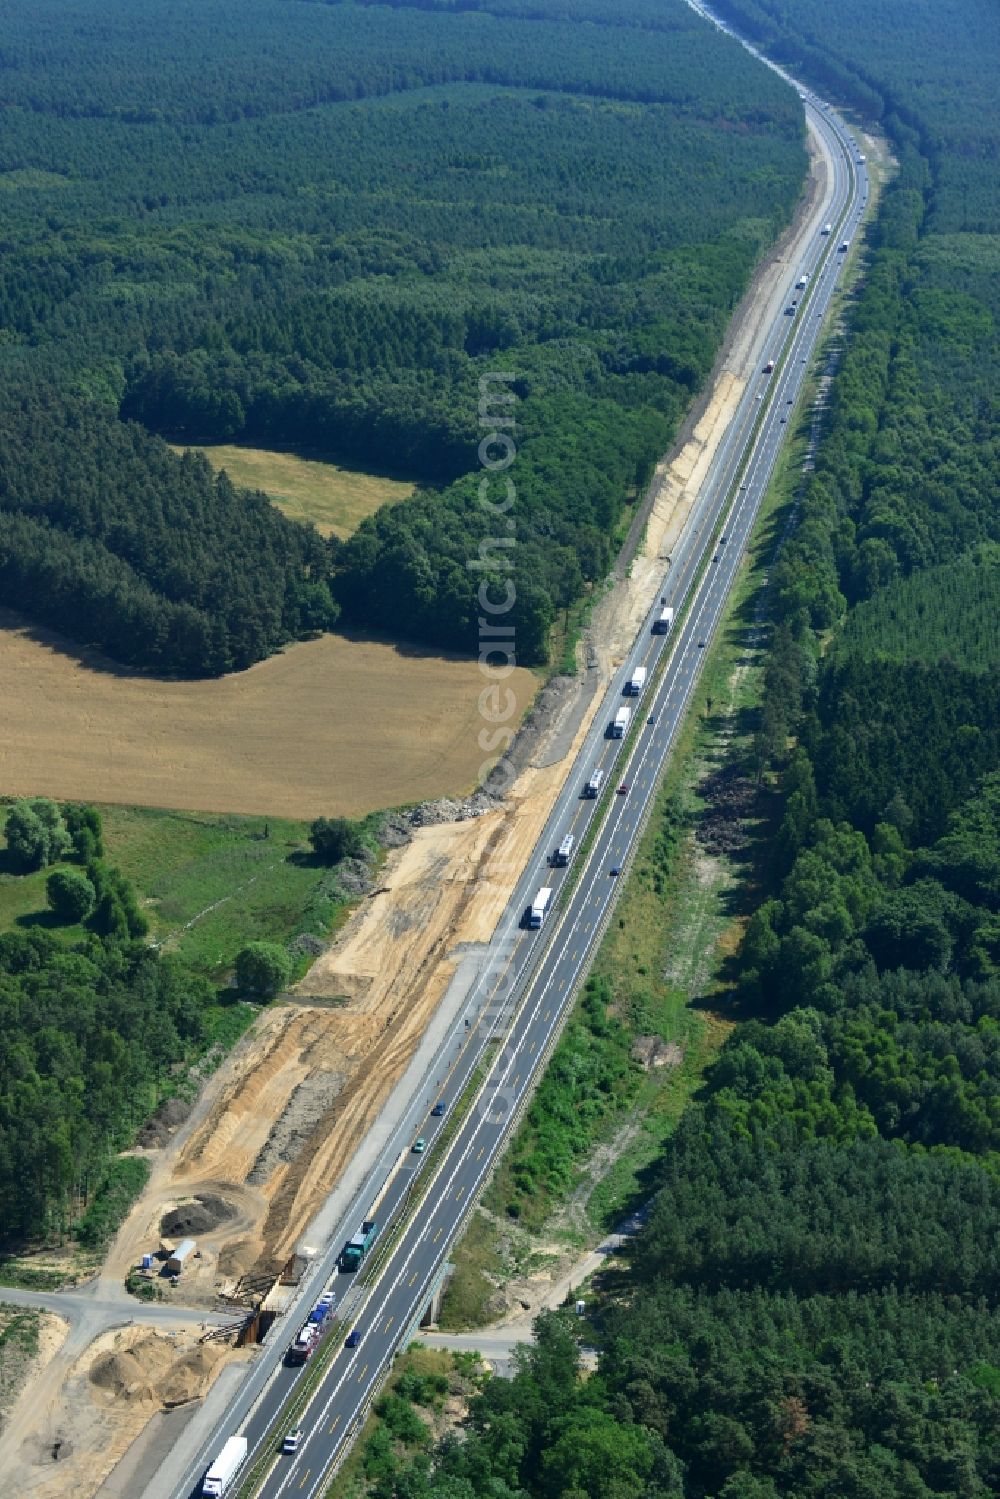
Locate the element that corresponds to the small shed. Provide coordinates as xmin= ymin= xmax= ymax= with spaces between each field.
xmin=166 ymin=1238 xmax=196 ymax=1274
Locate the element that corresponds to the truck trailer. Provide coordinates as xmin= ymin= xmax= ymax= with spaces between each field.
xmin=286 ymin=1323 xmax=320 ymax=1366
xmin=529 ymin=887 xmax=553 ymax=929
xmin=202 ymin=1436 xmax=248 ymax=1497
xmin=583 ymin=769 xmax=604 ymax=798
xmin=626 ymin=666 xmax=647 ymax=696
xmin=610 ymin=706 xmax=631 ymax=739
xmin=552 ymin=835 xmax=574 ymax=868
xmin=652 ymin=607 xmax=674 ymax=634
xmin=339 ymin=1219 xmax=378 ymax=1273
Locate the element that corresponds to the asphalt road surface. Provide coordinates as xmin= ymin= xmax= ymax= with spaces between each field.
xmin=166 ymin=26 xmax=867 ymax=1499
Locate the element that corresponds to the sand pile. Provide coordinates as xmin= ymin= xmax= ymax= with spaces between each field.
xmin=89 ymin=1335 xmax=175 ymax=1407
xmin=160 ymin=1344 xmax=224 ymax=1408
xmin=89 ymin=1332 xmax=224 ymax=1411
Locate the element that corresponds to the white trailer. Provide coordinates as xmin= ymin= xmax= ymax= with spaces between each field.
xmin=166 ymin=1238 xmax=196 ymax=1274
xmin=583 ymin=769 xmax=604 ymax=799
xmin=529 ymin=887 xmax=553 ymax=929
xmin=553 ymin=835 xmax=574 ymax=868
xmin=202 ymin=1436 xmax=248 ymax=1497
xmin=626 ymin=666 xmax=647 ymax=696
xmin=610 ymin=706 xmax=631 ymax=739
xmin=653 ymin=606 xmax=674 ymax=634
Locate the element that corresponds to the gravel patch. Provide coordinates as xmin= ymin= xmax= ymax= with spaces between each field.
xmin=246 ymin=1071 xmax=345 ymax=1185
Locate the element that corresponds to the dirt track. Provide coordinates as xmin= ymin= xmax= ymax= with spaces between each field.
xmin=0 ymin=112 xmax=858 ymax=1498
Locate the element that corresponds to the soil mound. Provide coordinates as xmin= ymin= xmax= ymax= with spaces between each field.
xmin=137 ymin=1096 xmax=192 ymax=1148
xmin=160 ymin=1344 xmax=223 ymax=1407
xmin=90 ymin=1332 xmax=225 ymax=1411
xmin=160 ymin=1193 xmax=234 ymax=1237
xmin=90 ymin=1334 xmax=174 ymax=1405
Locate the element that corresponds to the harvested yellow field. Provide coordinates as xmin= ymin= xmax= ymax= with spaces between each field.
xmin=169 ymin=443 xmax=415 ymax=537
xmin=0 ymin=612 xmax=537 ymax=818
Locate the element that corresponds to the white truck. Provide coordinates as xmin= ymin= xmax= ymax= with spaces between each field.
xmin=583 ymin=769 xmax=604 ymax=799
xmin=626 ymin=666 xmax=647 ymax=696
xmin=610 ymin=706 xmax=631 ymax=739
xmin=202 ymin=1436 xmax=248 ymax=1497
xmin=653 ymin=606 xmax=674 ymax=634
xmin=796 ymin=274 xmax=808 ymax=290
xmin=553 ymin=834 xmax=574 ymax=868
xmin=821 ymin=222 xmax=832 ymax=235
xmin=529 ymin=887 xmax=553 ymax=929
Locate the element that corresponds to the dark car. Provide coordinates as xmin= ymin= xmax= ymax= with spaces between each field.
xmin=617 ymin=782 xmax=630 ymax=795
xmin=346 ymin=1328 xmax=361 ymax=1349
xmin=431 ymin=1102 xmax=445 ymax=1117
xmin=697 ymin=639 xmax=706 ymax=648
xmin=610 ymin=866 xmax=621 ymax=877
xmin=647 ymin=715 xmax=657 ymax=726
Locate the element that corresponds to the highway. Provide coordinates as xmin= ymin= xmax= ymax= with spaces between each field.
xmin=167 ymin=18 xmax=868 ymax=1499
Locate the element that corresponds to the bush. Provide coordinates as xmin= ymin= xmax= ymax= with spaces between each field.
xmin=46 ymin=868 xmax=97 ymax=924
xmin=309 ymin=816 xmax=366 ymax=865
xmin=235 ymin=940 xmax=292 ymax=997
xmin=5 ymin=799 xmax=70 ymax=872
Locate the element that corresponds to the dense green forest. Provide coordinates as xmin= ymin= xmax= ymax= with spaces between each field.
xmin=346 ymin=3 xmax=1000 ymax=1496
xmin=0 ymin=0 xmax=806 ymax=671
xmin=0 ymin=803 xmax=219 ymax=1242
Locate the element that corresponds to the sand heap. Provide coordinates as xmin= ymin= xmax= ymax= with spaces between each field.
xmin=89 ymin=1332 xmax=224 ymax=1411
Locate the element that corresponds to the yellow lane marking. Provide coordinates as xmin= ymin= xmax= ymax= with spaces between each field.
xmin=383 ymin=1316 xmax=394 ymax=1333
xmin=299 ymin=1472 xmax=311 ymax=1488
xmin=513 ymin=1073 xmax=521 ymax=1089
xmin=433 ymin=1226 xmax=444 ymax=1243
xmin=455 ymin=1186 xmax=465 ymax=1201
xmin=476 ymin=1146 xmax=485 ymax=1162
xmin=357 ymin=1364 xmax=369 ymax=1383
xmin=329 ymin=1416 xmax=341 ymax=1435
xmin=529 ymin=1040 xmax=537 ymax=1053
xmin=558 ymin=978 xmax=565 ymax=990
xmin=408 ymin=1271 xmax=418 ymax=1287
xmin=544 ymin=1009 xmax=551 ymax=1021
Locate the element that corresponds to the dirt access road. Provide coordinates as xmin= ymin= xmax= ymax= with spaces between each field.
xmin=0 ymin=113 xmax=846 ymax=1499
